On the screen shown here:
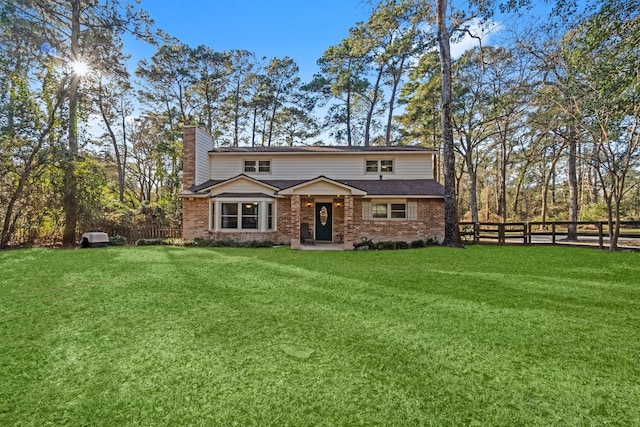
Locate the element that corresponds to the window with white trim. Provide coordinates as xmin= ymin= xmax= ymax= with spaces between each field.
xmin=241 ymin=203 xmax=259 ymax=229
xmin=221 ymin=203 xmax=239 ymax=229
xmin=244 ymin=160 xmax=271 ymax=173
xmin=372 ymin=203 xmax=388 ymax=218
xmin=215 ymin=201 xmax=274 ymax=231
xmin=381 ymin=160 xmax=393 ymax=172
xmin=390 ymin=203 xmax=406 ymax=219
xmin=366 ymin=160 xmax=378 ymax=173
xmin=363 ymin=201 xmax=417 ymax=220
xmin=267 ymin=203 xmax=273 ymax=230
xmin=365 ymin=159 xmax=394 ymax=173
xmin=371 ymin=202 xmax=405 ymax=219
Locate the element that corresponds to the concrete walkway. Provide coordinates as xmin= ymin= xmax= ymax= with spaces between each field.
xmin=300 ymin=242 xmax=344 ymax=251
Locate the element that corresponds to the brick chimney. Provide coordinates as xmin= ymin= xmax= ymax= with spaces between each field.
xmin=182 ymin=125 xmax=197 ymax=190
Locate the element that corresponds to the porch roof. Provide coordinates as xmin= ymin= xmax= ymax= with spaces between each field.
xmin=211 ymin=192 xmax=275 ymax=199
xmin=277 ymin=176 xmax=367 ymax=196
xmin=189 ymin=177 xmax=444 ymax=197
xmin=336 ymin=179 xmax=444 ymax=196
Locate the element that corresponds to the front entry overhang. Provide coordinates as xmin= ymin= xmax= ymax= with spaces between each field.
xmin=281 ymin=177 xmax=363 ymax=251
xmin=277 ymin=176 xmax=367 ymax=197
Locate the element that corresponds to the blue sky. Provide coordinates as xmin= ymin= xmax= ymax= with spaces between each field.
xmin=128 ymin=0 xmax=539 ymax=80
xmin=129 ymin=0 xmax=373 ymax=81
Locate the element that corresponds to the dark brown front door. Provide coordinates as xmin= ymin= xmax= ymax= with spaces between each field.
xmin=315 ymin=203 xmax=332 ymax=241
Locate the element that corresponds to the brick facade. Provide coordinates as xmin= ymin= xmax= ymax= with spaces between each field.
xmin=182 ymin=197 xmax=293 ymax=245
xmin=343 ymin=195 xmax=354 ymax=250
xmin=352 ymin=198 xmax=444 ymax=243
xmin=182 ymin=197 xmax=209 ymax=240
xmin=180 ymin=126 xmax=444 ymax=249
xmin=182 ymin=196 xmax=445 ymax=247
xmin=182 ymin=126 xmax=196 ymax=190
xmin=275 ymin=198 xmax=291 ymax=243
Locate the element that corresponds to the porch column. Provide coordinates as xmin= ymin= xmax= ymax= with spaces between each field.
xmin=343 ymin=195 xmax=354 ymax=250
xmin=291 ymin=194 xmax=301 ymax=249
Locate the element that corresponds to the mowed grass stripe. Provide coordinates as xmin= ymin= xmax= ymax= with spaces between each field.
xmin=0 ymin=245 xmax=639 ymax=425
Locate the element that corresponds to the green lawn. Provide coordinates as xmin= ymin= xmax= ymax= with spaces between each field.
xmin=1 ymin=245 xmax=639 ymax=426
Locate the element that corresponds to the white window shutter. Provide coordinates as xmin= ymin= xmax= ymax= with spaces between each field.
xmin=408 ymin=201 xmax=418 ymax=220
xmin=362 ymin=201 xmax=372 ymax=219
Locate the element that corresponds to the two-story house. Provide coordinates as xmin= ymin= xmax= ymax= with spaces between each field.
xmin=180 ymin=126 xmax=445 ymax=250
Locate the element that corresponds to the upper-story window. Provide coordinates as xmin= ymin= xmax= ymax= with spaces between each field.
xmin=244 ymin=160 xmax=271 ymax=173
xmin=366 ymin=159 xmax=394 ymax=173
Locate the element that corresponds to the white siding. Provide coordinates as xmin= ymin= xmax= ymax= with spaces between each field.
xmin=195 ymin=127 xmax=214 ymax=185
xmin=393 ymin=157 xmax=433 ymax=179
xmin=288 ymin=181 xmax=353 ymax=195
xmin=210 ymin=153 xmax=434 ymax=180
xmin=211 ymin=157 xmax=243 ymax=180
xmin=210 ymin=179 xmax=277 ymax=195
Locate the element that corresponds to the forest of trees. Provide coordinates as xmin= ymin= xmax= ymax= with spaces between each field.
xmin=0 ymin=0 xmax=638 ymax=249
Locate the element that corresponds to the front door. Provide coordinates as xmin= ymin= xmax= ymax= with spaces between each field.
xmin=315 ymin=203 xmax=333 ymax=241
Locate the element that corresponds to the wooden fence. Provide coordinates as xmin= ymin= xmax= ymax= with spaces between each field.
xmin=459 ymin=221 xmax=640 ymax=250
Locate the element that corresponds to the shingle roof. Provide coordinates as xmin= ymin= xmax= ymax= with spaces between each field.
xmin=190 ymin=180 xmax=225 ymax=192
xmin=335 ymin=179 xmax=444 ymax=196
xmin=210 ymin=145 xmax=437 ymax=153
xmin=214 ymin=192 xmax=275 ymax=198
xmin=190 ymin=178 xmax=444 ymax=197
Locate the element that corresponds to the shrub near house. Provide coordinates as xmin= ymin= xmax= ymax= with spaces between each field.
xmin=180 ymin=126 xmax=445 ymax=250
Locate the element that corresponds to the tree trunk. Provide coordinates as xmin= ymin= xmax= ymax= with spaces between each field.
xmin=1 ymin=81 xmax=64 ymax=248
xmin=540 ymin=148 xmax=563 ymax=227
xmin=551 ymin=144 xmax=557 ymax=205
xmin=612 ymin=198 xmax=621 ymax=251
xmin=1 ymin=164 xmax=34 ymax=249
xmin=498 ymin=132 xmax=508 ymax=222
xmin=436 ymin=0 xmax=463 ymax=248
xmin=465 ymin=150 xmax=479 ymax=224
xmin=567 ymin=128 xmax=579 ymax=240
xmin=605 ymin=194 xmax=618 ymax=251
xmin=590 ymin=144 xmax=599 ymax=203
xmin=364 ymin=63 xmax=384 ymax=146
xmin=512 ymin=157 xmax=533 ymax=219
xmin=540 ymin=178 xmax=549 ymax=226
xmin=346 ymin=82 xmax=353 ymax=147
xmin=484 ymin=186 xmax=491 ymax=222
xmin=233 ymin=81 xmax=240 ymax=146
xmin=97 ymin=80 xmax=126 ymax=203
xmin=251 ymin=107 xmax=258 ymax=147
xmin=62 ymin=0 xmax=81 ymax=245
xmin=266 ymin=89 xmax=281 ymax=146
xmin=385 ymin=61 xmax=404 ymax=146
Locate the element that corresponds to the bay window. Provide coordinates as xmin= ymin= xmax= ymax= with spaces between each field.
xmin=212 ymin=200 xmax=275 ymax=231
xmin=221 ymin=203 xmax=239 ymax=229
xmin=241 ymin=203 xmax=259 ymax=229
